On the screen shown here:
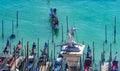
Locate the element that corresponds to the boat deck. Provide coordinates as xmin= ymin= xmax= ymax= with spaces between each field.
xmin=39 ymin=62 xmax=52 ymax=71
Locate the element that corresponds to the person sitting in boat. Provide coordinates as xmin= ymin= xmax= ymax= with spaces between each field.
xmin=50 ymin=8 xmax=53 ymax=17
xmin=53 ymin=8 xmax=56 ymax=15
xmin=87 ymin=45 xmax=91 ymax=53
xmin=32 ymin=42 xmax=36 ymax=55
xmin=18 ymin=41 xmax=22 ymax=50
xmin=101 ymin=51 xmax=105 ymax=64
xmin=52 ymin=16 xmax=58 ymax=26
xmin=112 ymin=52 xmax=118 ymax=68
xmin=16 ymin=41 xmax=22 ymax=53
xmin=84 ymin=66 xmax=89 ymax=71
xmin=7 ymin=58 xmax=13 ymax=66
xmin=0 ymin=59 xmax=3 ymax=64
xmin=44 ymin=42 xmax=48 ymax=54
xmin=86 ymin=46 xmax=92 ymax=59
xmin=50 ymin=8 xmax=57 ymax=16
xmin=3 ymin=40 xmax=10 ymax=54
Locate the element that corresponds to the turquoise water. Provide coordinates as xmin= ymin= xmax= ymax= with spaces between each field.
xmin=0 ymin=0 xmax=120 ymax=70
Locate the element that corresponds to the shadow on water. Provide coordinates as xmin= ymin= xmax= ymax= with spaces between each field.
xmin=47 ymin=0 xmax=50 ymax=6
xmin=53 ymin=28 xmax=59 ymax=37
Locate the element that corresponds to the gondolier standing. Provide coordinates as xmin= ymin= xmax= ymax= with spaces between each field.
xmin=68 ymin=27 xmax=76 ymax=42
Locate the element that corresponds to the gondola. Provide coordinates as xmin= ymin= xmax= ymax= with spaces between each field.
xmin=53 ymin=54 xmax=63 ymax=71
xmin=111 ymin=52 xmax=118 ymax=71
xmin=50 ymin=8 xmax=59 ymax=30
xmin=36 ymin=42 xmax=52 ymax=71
xmin=0 ymin=40 xmax=10 ymax=68
xmin=84 ymin=46 xmax=92 ymax=71
xmin=111 ymin=61 xmax=118 ymax=71
xmin=6 ymin=41 xmax=22 ymax=68
xmin=10 ymin=56 xmax=25 ymax=71
xmin=53 ymin=48 xmax=63 ymax=71
xmin=26 ymin=42 xmax=37 ymax=71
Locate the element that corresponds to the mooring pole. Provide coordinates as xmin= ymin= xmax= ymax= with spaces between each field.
xmin=103 ymin=43 xmax=104 ymax=52
xmin=14 ymin=45 xmax=16 ymax=71
xmin=12 ymin=20 xmax=14 ymax=35
xmin=114 ymin=16 xmax=116 ymax=44
xmin=10 ymin=40 xmax=11 ymax=54
xmin=62 ymin=25 xmax=63 ymax=42
xmin=66 ymin=16 xmax=69 ymax=33
xmin=48 ymin=40 xmax=49 ymax=60
xmin=100 ymin=60 xmax=101 ymax=71
xmin=16 ymin=11 xmax=18 ymax=28
xmin=80 ymin=56 xmax=82 ymax=71
xmin=2 ymin=20 xmax=4 ymax=38
xmin=37 ymin=38 xmax=39 ymax=57
xmin=92 ymin=41 xmax=95 ymax=62
xmin=51 ymin=50 xmax=53 ymax=62
xmin=54 ymin=43 xmax=55 ymax=60
xmin=21 ymin=38 xmax=23 ymax=56
xmin=110 ymin=43 xmax=112 ymax=61
xmin=52 ymin=29 xmax=54 ymax=43
xmin=105 ymin=25 xmax=107 ymax=43
xmin=26 ymin=41 xmax=29 ymax=71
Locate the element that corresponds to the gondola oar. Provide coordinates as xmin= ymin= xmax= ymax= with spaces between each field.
xmin=2 ymin=20 xmax=4 ymax=38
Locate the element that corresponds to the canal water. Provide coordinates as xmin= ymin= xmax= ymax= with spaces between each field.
xmin=0 ymin=0 xmax=120 ymax=70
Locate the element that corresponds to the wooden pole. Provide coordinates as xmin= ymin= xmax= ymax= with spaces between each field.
xmin=21 ymin=38 xmax=23 ymax=56
xmin=1 ymin=20 xmax=3 ymax=37
xmin=25 ymin=45 xmax=26 ymax=56
xmin=26 ymin=41 xmax=29 ymax=71
xmin=92 ymin=41 xmax=95 ymax=62
xmin=62 ymin=25 xmax=63 ymax=42
xmin=101 ymin=52 xmax=102 ymax=63
xmin=12 ymin=20 xmax=14 ymax=35
xmin=51 ymin=50 xmax=52 ymax=62
xmin=54 ymin=43 xmax=55 ymax=60
xmin=80 ymin=56 xmax=82 ymax=71
xmin=21 ymin=38 xmax=23 ymax=48
xmin=48 ymin=40 xmax=49 ymax=60
xmin=37 ymin=38 xmax=39 ymax=57
xmin=110 ymin=43 xmax=112 ymax=61
xmin=105 ymin=25 xmax=107 ymax=43
xmin=10 ymin=20 xmax=15 ymax=39
xmin=66 ymin=16 xmax=69 ymax=33
xmin=108 ymin=56 xmax=111 ymax=71
xmin=52 ymin=29 xmax=54 ymax=43
xmin=10 ymin=40 xmax=11 ymax=54
xmin=16 ymin=11 xmax=18 ymax=28
xmin=100 ymin=60 xmax=101 ymax=71
xmin=114 ymin=16 xmax=116 ymax=43
xmin=14 ymin=45 xmax=16 ymax=71
xmin=82 ymin=41 xmax=84 ymax=63
xmin=103 ymin=43 xmax=104 ymax=52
